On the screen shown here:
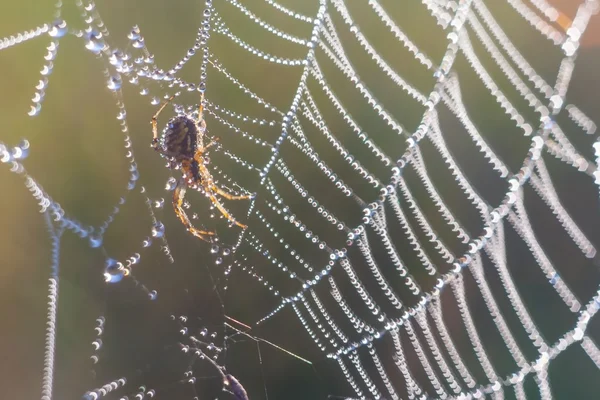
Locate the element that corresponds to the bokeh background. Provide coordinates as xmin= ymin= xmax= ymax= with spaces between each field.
xmin=1 ymin=0 xmax=600 ymax=399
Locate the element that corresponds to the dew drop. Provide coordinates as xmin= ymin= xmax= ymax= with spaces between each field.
xmin=48 ymin=20 xmax=68 ymax=38
xmin=132 ymin=38 xmax=145 ymax=49
xmin=151 ymin=222 xmax=165 ymax=238
xmin=210 ymin=244 xmax=219 ymax=254
xmin=131 ymin=253 xmax=141 ymax=264
xmin=109 ymin=49 xmax=124 ymax=67
xmin=154 ymin=198 xmax=164 ymax=209
xmin=215 ymin=257 xmax=223 ymax=265
xmin=85 ymin=29 xmax=105 ymax=54
xmin=222 ymin=247 xmax=231 ymax=256
xmin=28 ymin=104 xmax=41 ymax=116
xmin=148 ymin=290 xmax=158 ymax=300
xmin=40 ymin=63 xmax=54 ymax=76
xmin=89 ymin=234 xmax=103 ymax=248
xmin=104 ymin=259 xmax=124 ymax=283
xmin=165 ymin=177 xmax=177 ymax=191
xmin=107 ymin=75 xmax=122 ymax=91
xmin=142 ymin=237 xmax=152 ymax=247
xmin=127 ymin=26 xmax=140 ymax=40
xmin=12 ymin=139 xmax=30 ymax=160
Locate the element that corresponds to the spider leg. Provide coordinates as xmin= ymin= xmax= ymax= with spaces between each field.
xmin=206 ymin=190 xmax=248 ymax=230
xmin=173 ymin=179 xmax=215 ymax=242
xmin=212 ymin=184 xmax=254 ymax=201
xmin=151 ymin=95 xmax=176 ymax=150
xmin=198 ymin=91 xmax=205 ymax=123
xmin=203 ymin=137 xmax=220 ymax=152
xmin=198 ymin=163 xmax=254 ymax=201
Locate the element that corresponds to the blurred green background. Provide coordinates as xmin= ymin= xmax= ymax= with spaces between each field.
xmin=1 ymin=0 xmax=600 ymax=399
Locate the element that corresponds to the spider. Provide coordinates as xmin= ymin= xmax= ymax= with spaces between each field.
xmin=151 ymin=92 xmax=254 ymax=242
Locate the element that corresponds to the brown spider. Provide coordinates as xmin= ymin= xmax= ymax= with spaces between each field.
xmin=151 ymin=92 xmax=254 ymax=242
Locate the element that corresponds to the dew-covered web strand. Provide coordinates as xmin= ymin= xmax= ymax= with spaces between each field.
xmin=227 ymin=1 xmax=600 ymax=397
xmin=3 ymin=0 xmax=242 ymax=399
xmin=2 ymin=0 xmax=600 ymax=399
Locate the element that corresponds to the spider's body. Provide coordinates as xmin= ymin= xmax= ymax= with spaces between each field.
xmin=162 ymin=116 xmax=201 ymax=161
xmin=158 ymin=115 xmax=204 ymax=186
xmin=151 ymin=95 xmax=253 ymax=242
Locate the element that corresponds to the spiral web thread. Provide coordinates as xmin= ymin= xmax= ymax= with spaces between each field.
xmin=2 ymin=0 xmax=600 ymax=399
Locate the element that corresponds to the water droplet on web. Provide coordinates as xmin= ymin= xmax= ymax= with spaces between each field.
xmin=44 ymin=47 xmax=57 ymax=61
xmin=89 ymin=234 xmax=103 ymax=248
xmin=127 ymin=26 xmax=140 ymax=40
xmin=154 ymin=198 xmax=164 ymax=209
xmin=107 ymin=75 xmax=122 ymax=91
xmin=142 ymin=237 xmax=152 ymax=247
xmin=151 ymin=70 xmax=165 ymax=80
xmin=48 ymin=20 xmax=68 ymax=38
xmin=210 ymin=244 xmax=219 ymax=254
xmin=165 ymin=177 xmax=177 ymax=191
xmin=215 ymin=257 xmax=223 ymax=265
xmin=32 ymin=93 xmax=43 ymax=105
xmin=148 ymin=290 xmax=158 ymax=300
xmin=151 ymin=222 xmax=165 ymax=238
xmin=222 ymin=247 xmax=231 ymax=256
xmin=85 ymin=29 xmax=105 ymax=54
xmin=131 ymin=253 xmax=141 ymax=264
xmin=28 ymin=104 xmax=41 ymax=116
xmin=200 ymin=328 xmax=207 ymax=336
xmin=40 ymin=63 xmax=53 ymax=76
xmin=35 ymin=78 xmax=48 ymax=90
xmin=83 ymin=391 xmax=98 ymax=400
xmin=104 ymin=259 xmax=124 ymax=283
xmin=12 ymin=139 xmax=30 ymax=160
xmin=109 ymin=49 xmax=124 ymax=67
xmin=151 ymin=97 xmax=160 ymax=105
xmin=132 ymin=38 xmax=145 ymax=49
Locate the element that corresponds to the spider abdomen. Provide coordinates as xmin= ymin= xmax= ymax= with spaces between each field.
xmin=162 ymin=115 xmax=198 ymax=160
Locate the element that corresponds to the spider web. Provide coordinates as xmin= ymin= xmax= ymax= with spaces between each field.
xmin=1 ymin=0 xmax=600 ymax=399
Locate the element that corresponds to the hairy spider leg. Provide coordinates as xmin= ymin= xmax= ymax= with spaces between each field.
xmin=193 ymin=165 xmax=248 ymax=230
xmin=212 ymin=184 xmax=254 ymax=201
xmin=206 ymin=191 xmax=248 ymax=230
xmin=173 ymin=179 xmax=215 ymax=242
xmin=151 ymin=95 xmax=176 ymax=149
xmin=203 ymin=137 xmax=219 ymax=151
xmin=198 ymin=91 xmax=205 ymax=122
xmin=197 ymin=161 xmax=254 ymax=201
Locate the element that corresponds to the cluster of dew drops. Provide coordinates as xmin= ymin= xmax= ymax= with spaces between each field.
xmin=17 ymin=2 xmax=234 ymax=304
